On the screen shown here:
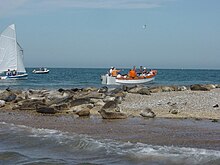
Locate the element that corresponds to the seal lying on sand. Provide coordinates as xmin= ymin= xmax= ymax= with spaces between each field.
xmin=98 ymin=109 xmax=127 ymax=119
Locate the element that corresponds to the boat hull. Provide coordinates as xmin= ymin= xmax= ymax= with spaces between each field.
xmin=0 ymin=73 xmax=28 ymax=80
xmin=33 ymin=70 xmax=49 ymax=74
xmin=101 ymin=75 xmax=155 ymax=85
xmin=116 ymin=77 xmax=154 ymax=84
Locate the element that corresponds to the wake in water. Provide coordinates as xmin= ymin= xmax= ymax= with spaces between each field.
xmin=0 ymin=122 xmax=220 ymax=165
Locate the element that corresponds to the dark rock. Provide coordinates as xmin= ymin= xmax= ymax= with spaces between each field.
xmin=98 ymin=109 xmax=127 ymax=119
xmin=213 ymin=104 xmax=219 ymax=108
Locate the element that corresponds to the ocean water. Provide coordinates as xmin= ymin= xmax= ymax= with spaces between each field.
xmin=0 ymin=68 xmax=220 ymax=164
xmin=0 ymin=68 xmax=219 ymax=90
xmin=0 ymin=121 xmax=220 ymax=165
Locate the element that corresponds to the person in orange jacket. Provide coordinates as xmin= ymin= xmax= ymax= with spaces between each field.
xmin=111 ymin=67 xmax=120 ymax=77
xmin=129 ymin=69 xmax=137 ymax=78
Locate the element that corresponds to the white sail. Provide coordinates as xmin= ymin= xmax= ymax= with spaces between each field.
xmin=0 ymin=24 xmax=26 ymax=74
xmin=16 ymin=42 xmax=26 ymax=73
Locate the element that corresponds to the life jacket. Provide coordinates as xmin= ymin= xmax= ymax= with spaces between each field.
xmin=129 ymin=70 xmax=136 ymax=78
xmin=112 ymin=70 xmax=119 ymax=77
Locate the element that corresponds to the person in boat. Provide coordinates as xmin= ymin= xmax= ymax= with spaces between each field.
xmin=6 ymin=69 xmax=12 ymax=76
xmin=111 ymin=67 xmax=120 ymax=77
xmin=109 ymin=66 xmax=114 ymax=76
xmin=137 ymin=66 xmax=143 ymax=76
xmin=129 ymin=68 xmax=137 ymax=79
xmin=12 ymin=70 xmax=17 ymax=76
xmin=140 ymin=67 xmax=150 ymax=77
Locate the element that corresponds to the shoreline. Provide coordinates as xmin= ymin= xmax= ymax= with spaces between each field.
xmin=0 ymin=109 xmax=220 ymax=150
xmin=0 ymin=84 xmax=220 ymax=150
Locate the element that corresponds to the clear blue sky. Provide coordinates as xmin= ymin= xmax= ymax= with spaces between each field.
xmin=0 ymin=0 xmax=220 ymax=69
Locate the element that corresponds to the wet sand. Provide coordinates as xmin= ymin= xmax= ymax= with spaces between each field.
xmin=0 ymin=109 xmax=219 ymax=151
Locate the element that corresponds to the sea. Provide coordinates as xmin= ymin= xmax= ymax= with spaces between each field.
xmin=0 ymin=68 xmax=220 ymax=165
xmin=0 ymin=68 xmax=219 ymax=90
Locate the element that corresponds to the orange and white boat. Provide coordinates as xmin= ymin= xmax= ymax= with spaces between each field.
xmin=101 ymin=70 xmax=157 ymax=85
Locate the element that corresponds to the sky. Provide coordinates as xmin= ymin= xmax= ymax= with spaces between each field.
xmin=0 ymin=0 xmax=220 ymax=69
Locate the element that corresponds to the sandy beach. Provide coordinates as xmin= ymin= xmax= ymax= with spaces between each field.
xmin=120 ymin=88 xmax=220 ymax=120
xmin=0 ymin=86 xmax=220 ymax=150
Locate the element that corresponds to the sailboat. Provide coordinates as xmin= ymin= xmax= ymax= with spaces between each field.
xmin=0 ymin=24 xmax=28 ymax=80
